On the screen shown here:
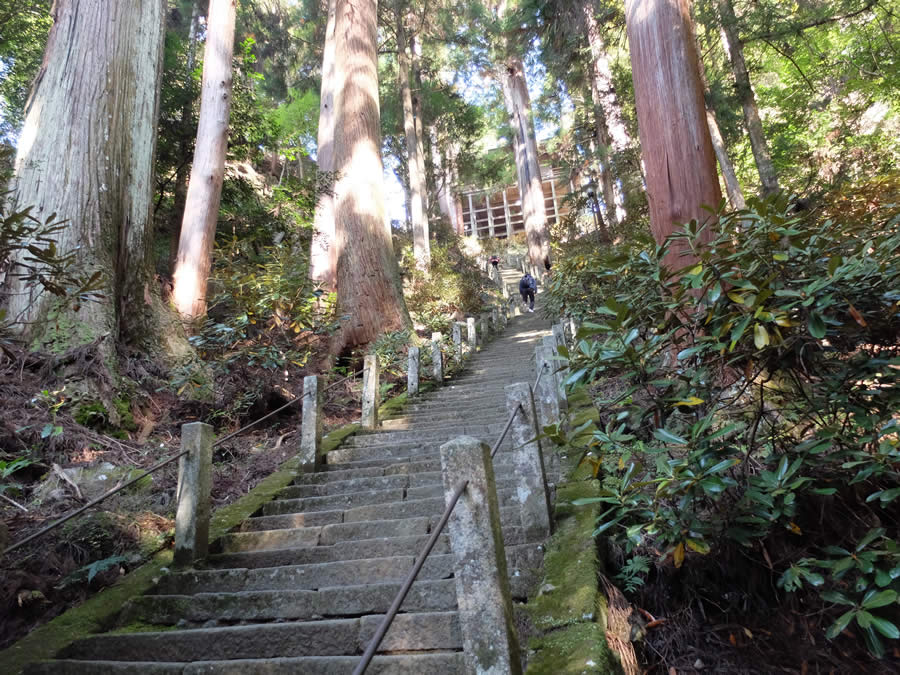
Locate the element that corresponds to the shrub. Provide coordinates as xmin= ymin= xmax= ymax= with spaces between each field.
xmin=549 ymin=193 xmax=900 ymax=656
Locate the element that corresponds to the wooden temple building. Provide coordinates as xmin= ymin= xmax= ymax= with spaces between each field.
xmin=453 ymin=167 xmax=580 ymax=240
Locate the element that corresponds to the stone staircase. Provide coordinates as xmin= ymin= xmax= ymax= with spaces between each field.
xmin=26 ymin=279 xmax=555 ymax=674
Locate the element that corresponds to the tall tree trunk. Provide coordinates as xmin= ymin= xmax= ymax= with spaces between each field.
xmin=706 ymin=109 xmax=745 ymax=209
xmin=625 ymin=0 xmax=720 ymax=270
xmin=499 ymin=57 xmax=551 ymax=269
xmin=587 ymin=79 xmax=619 ymax=225
xmin=410 ymin=34 xmax=430 ymax=216
xmin=169 ymin=0 xmax=201 ymax=271
xmin=692 ymin=17 xmax=746 ymax=209
xmin=397 ymin=13 xmax=430 ymax=270
xmin=581 ymin=0 xmax=633 ymax=222
xmin=331 ymin=0 xmax=410 ymax=353
xmin=431 ymin=127 xmax=458 ymax=231
xmin=172 ymin=0 xmax=236 ymax=321
xmin=3 ymin=0 xmax=182 ymax=364
xmin=716 ymin=0 xmax=779 ymax=196
xmin=309 ymin=0 xmax=338 ymax=290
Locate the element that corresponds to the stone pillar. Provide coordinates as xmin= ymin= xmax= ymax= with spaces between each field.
xmin=491 ymin=307 xmax=500 ymax=332
xmin=299 ymin=375 xmax=323 ymax=472
xmin=543 ymin=335 xmax=568 ymax=410
xmin=452 ymin=323 xmax=463 ymax=364
xmin=552 ymin=323 xmax=570 ymax=385
xmin=431 ymin=332 xmax=444 ymax=386
xmin=534 ymin=345 xmax=561 ymax=430
xmin=479 ymin=316 xmax=489 ymax=343
xmin=408 ymin=346 xmax=420 ymax=397
xmin=568 ymin=316 xmax=578 ymax=342
xmin=361 ymin=354 xmax=379 ymax=430
xmin=174 ymin=422 xmax=213 ymax=567
xmin=439 ymin=436 xmax=522 ymax=675
xmin=505 ymin=383 xmax=553 ymax=541
xmin=466 ymin=317 xmax=477 ymax=351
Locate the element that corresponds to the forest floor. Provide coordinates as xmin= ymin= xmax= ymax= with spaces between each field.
xmin=0 ymin=342 xmax=368 ymax=651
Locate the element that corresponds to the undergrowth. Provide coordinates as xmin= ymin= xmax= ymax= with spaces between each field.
xmin=546 ymin=188 xmax=900 ymax=669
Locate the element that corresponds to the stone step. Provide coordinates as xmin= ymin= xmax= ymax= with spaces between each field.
xmin=261 ymin=488 xmax=406 ymax=516
xmin=279 ymin=474 xmax=411 ymax=499
xmin=153 ymin=555 xmax=455 ymax=596
xmin=326 ymin=438 xmax=515 ymax=465
xmin=206 ymin=534 xmax=448 ymax=569
xmin=120 ymin=578 xmax=457 ymax=625
xmin=208 ymin=524 xmax=529 ymax=569
xmin=380 ymin=413 xmax=507 ymax=430
xmin=341 ymin=426 xmax=506 ymax=447
xmin=322 ymin=452 xmax=518 ymax=476
xmin=223 ymin=515 xmax=444 ymax=553
xmin=54 ymin=612 xmax=460 ymax=662
xmin=26 ymin=653 xmax=465 ymax=675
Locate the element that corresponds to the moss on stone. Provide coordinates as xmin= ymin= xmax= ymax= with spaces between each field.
xmin=0 ymin=549 xmax=174 ymax=675
xmin=528 ymin=481 xmax=602 ymax=631
xmin=527 ymin=622 xmax=623 ymax=675
xmin=524 ymin=386 xmax=622 ymax=674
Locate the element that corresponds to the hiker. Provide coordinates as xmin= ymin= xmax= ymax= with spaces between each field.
xmin=519 ymin=272 xmax=536 ymax=312
xmin=489 ymin=254 xmax=501 ymax=270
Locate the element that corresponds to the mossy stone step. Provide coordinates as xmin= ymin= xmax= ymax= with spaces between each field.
xmin=152 ymin=554 xmax=455 ymax=595
xmin=53 ymin=612 xmax=460 ymax=662
xmin=207 ymin=533 xmax=450 ymax=568
xmin=25 ymin=653 xmax=465 ymax=675
xmin=119 ymin=578 xmax=457 ymax=625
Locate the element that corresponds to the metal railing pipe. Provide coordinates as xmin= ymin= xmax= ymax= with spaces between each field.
xmin=352 ymin=477 xmax=469 ymax=675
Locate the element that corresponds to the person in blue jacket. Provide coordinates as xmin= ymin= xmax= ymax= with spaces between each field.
xmin=519 ymin=272 xmax=536 ymax=312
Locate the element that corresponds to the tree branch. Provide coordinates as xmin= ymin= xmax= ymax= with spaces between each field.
xmin=746 ymin=0 xmax=880 ymax=42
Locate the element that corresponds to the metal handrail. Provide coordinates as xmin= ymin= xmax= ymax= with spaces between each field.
xmin=491 ymin=403 xmax=522 ymax=459
xmin=354 ymin=360 xmax=548 ymax=673
xmin=352 ymin=477 xmax=468 ymax=675
xmin=2 ymin=368 xmax=364 ymax=557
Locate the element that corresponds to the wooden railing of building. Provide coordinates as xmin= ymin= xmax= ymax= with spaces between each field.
xmin=460 ymin=167 xmax=576 ymax=240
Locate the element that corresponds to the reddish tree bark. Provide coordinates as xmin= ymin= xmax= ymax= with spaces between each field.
xmin=331 ymin=0 xmax=410 ymax=353
xmin=625 ymin=0 xmax=721 ymax=270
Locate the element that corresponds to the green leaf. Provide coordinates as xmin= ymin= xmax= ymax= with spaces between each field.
xmin=822 ymin=590 xmax=854 ymax=606
xmin=856 ymin=610 xmax=874 ymax=629
xmin=808 ymin=312 xmax=826 ymax=339
xmin=856 ymin=528 xmax=885 ymax=551
xmin=827 ymin=255 xmax=843 ymax=277
xmin=825 ymin=609 xmax=856 ymax=639
xmin=862 ymin=590 xmax=897 ymax=609
xmin=870 ymin=616 xmax=900 ymax=639
xmin=653 ymin=428 xmax=688 ymax=445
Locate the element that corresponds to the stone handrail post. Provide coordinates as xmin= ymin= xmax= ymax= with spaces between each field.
xmin=407 ymin=346 xmax=420 ymax=397
xmin=551 ymin=323 xmax=570 ymax=387
xmin=361 ymin=354 xmax=379 ymax=430
xmin=542 ymin=335 xmax=568 ymax=411
xmin=174 ymin=422 xmax=213 ymax=567
xmin=491 ymin=307 xmax=500 ymax=332
xmin=504 ymin=383 xmax=553 ymax=541
xmin=299 ymin=375 xmax=323 ymax=472
xmin=439 ymin=436 xmax=522 ymax=675
xmin=431 ymin=332 xmax=444 ymax=386
xmin=479 ymin=315 xmax=489 ymax=343
xmin=451 ymin=323 xmax=463 ymax=364
xmin=533 ymin=345 xmax=561 ymax=430
xmin=466 ymin=317 xmax=477 ymax=352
